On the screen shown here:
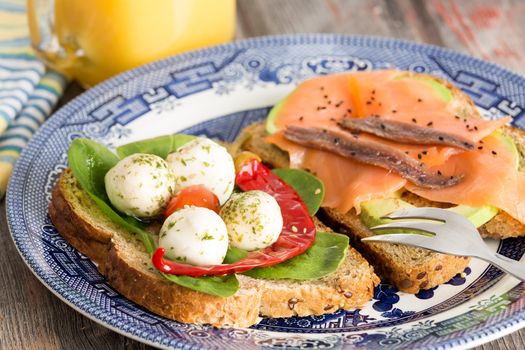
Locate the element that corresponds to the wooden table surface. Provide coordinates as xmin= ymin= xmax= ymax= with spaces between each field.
xmin=2 ymin=0 xmax=525 ymax=349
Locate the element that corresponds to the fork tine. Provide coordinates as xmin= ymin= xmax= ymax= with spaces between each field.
xmin=361 ymin=233 xmax=438 ymax=251
xmin=384 ymin=207 xmax=476 ymax=232
xmin=383 ymin=207 xmax=460 ymax=222
xmin=370 ymin=221 xmax=441 ymax=235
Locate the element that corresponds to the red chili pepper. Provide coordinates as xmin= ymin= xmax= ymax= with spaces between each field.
xmin=152 ymin=159 xmax=316 ymax=276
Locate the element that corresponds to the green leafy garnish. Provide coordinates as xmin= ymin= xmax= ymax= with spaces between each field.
xmin=68 ymin=138 xmax=120 ymax=199
xmin=223 ymin=246 xmax=248 ymax=264
xmin=272 ymin=168 xmax=325 ymax=215
xmin=161 ymin=273 xmax=239 ymax=298
xmin=242 ymin=232 xmax=348 ymax=280
xmin=116 ymin=134 xmax=195 ymax=159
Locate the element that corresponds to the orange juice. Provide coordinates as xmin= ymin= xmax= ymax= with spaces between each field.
xmin=28 ymin=0 xmax=236 ymax=87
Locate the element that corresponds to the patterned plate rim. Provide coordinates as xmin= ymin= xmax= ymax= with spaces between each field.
xmin=6 ymin=33 xmax=525 ymax=350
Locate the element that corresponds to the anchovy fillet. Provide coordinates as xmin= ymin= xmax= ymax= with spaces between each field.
xmin=284 ymin=125 xmax=462 ymax=189
xmin=338 ymin=117 xmax=474 ymax=150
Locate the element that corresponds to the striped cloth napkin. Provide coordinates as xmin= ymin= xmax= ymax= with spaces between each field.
xmin=0 ymin=0 xmax=66 ymax=197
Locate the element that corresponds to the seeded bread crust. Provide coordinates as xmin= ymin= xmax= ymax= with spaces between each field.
xmin=49 ymin=169 xmax=378 ymax=327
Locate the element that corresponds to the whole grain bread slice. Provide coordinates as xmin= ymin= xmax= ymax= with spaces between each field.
xmin=49 ymin=169 xmax=379 ymax=327
xmin=239 ymin=120 xmax=525 ymax=293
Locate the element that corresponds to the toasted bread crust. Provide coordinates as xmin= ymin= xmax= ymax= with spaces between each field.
xmin=49 ymin=180 xmax=110 ymax=264
xmin=49 ymin=170 xmax=378 ymax=327
xmin=259 ymin=246 xmax=379 ymax=317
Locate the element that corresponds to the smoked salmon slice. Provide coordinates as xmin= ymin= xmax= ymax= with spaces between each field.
xmin=406 ymin=132 xmax=525 ymax=224
xmin=267 ymin=70 xmax=514 ymax=218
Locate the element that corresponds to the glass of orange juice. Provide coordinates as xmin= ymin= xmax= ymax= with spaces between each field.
xmin=27 ymin=0 xmax=236 ymax=87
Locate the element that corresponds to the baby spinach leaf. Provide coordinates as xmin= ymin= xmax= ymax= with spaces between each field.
xmin=116 ymin=134 xmax=195 ymax=159
xmin=68 ymin=138 xmax=119 ymax=200
xmin=223 ymin=246 xmax=248 ymax=264
xmin=161 ymin=273 xmax=239 ymax=298
xmin=242 ymin=232 xmax=348 ymax=280
xmin=88 ymin=194 xmax=156 ymax=254
xmin=272 ymin=168 xmax=325 ymax=215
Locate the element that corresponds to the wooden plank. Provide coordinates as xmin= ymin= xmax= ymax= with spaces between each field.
xmin=425 ymin=0 xmax=525 ymax=74
xmin=2 ymin=0 xmax=525 ymax=349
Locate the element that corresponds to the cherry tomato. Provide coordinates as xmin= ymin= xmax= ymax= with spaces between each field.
xmin=164 ymin=185 xmax=221 ymax=217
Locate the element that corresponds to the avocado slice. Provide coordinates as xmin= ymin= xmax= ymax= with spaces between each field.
xmin=265 ymin=97 xmax=287 ymax=134
xmin=360 ymin=198 xmax=498 ymax=234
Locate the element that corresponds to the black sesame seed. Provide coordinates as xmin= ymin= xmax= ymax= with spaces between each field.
xmin=412 ymin=118 xmax=417 ymax=123
xmin=418 ymin=98 xmax=422 ymax=102
xmin=455 ymin=115 xmax=460 ymax=120
xmin=347 ymin=108 xmax=352 ymax=113
xmin=372 ymin=89 xmax=376 ymax=94
xmin=417 ymin=154 xmax=422 ymax=159
xmin=323 ymin=94 xmax=328 ymax=99
xmin=480 ymin=140 xmax=484 ymax=144
xmin=392 ymin=109 xmax=397 ymax=113
xmin=450 ymin=176 xmax=454 ymax=179
xmin=327 ymin=100 xmax=332 ymax=104
xmin=404 ymin=151 xmax=409 ymax=154
xmin=366 ymin=101 xmax=372 ymax=105
xmin=322 ymin=129 xmax=327 ymax=133
xmin=437 ymin=170 xmax=442 ymax=175
xmin=464 ymin=142 xmax=471 ymax=147
xmin=422 ymin=151 xmax=428 ymax=155
xmin=350 ymin=151 xmax=356 ymax=156
xmin=427 ymin=121 xmax=433 ymax=127
xmin=299 ymin=116 xmax=304 ymax=121
xmin=492 ymin=150 xmax=497 ymax=155
xmin=438 ymin=136 xmax=444 ymax=141
xmin=474 ymin=126 xmax=478 ymax=131
xmin=466 ymin=124 xmax=470 ymax=128
xmin=333 ymin=138 xmax=340 ymax=144
xmin=478 ymin=146 xmax=483 ymax=150
xmin=380 ymin=123 xmax=386 ymax=130
xmin=330 ymin=117 xmax=336 ymax=122
xmin=320 ymin=86 xmax=325 ymax=91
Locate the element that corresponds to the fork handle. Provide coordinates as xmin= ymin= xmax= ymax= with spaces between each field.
xmin=481 ymin=253 xmax=525 ymax=281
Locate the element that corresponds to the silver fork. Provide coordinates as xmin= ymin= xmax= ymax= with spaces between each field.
xmin=361 ymin=207 xmax=525 ymax=281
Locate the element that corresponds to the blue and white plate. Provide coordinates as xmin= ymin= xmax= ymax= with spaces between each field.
xmin=7 ymin=34 xmax=525 ymax=349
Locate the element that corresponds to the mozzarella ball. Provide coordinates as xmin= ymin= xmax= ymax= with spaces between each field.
xmin=105 ymin=153 xmax=174 ymax=218
xmin=221 ymin=190 xmax=283 ymax=251
xmin=159 ymin=207 xmax=228 ymax=266
xmin=166 ymin=138 xmax=235 ymax=205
